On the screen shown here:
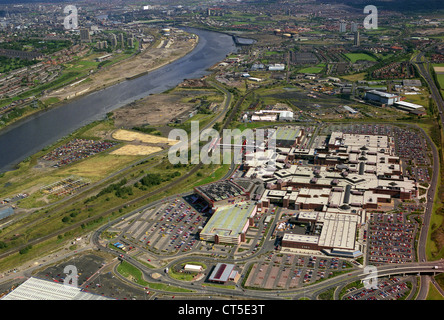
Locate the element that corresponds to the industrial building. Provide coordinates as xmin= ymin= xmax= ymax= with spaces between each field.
xmin=248 ymin=110 xmax=294 ymax=122
xmin=184 ymin=264 xmax=203 ymax=272
xmin=199 ymin=201 xmax=257 ymax=244
xmin=95 ymin=54 xmax=113 ymax=62
xmin=268 ymin=63 xmax=285 ymax=71
xmin=394 ymin=100 xmax=426 ymax=116
xmin=364 ymin=90 xmax=401 ymax=106
xmin=343 ymin=105 xmax=358 ymax=114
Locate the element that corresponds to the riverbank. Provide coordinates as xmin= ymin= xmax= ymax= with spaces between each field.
xmin=42 ymin=33 xmax=199 ymax=105
xmin=0 ymin=32 xmax=199 ymax=135
xmin=0 ymin=28 xmax=237 ymax=173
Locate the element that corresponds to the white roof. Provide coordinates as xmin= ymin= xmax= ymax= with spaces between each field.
xmin=395 ymin=100 xmax=424 ymax=109
xmin=317 ymin=212 xmax=360 ymax=250
xmin=367 ymin=90 xmax=398 ymax=98
xmin=2 ymin=277 xmax=113 ymax=300
xmin=283 ymin=233 xmax=319 ymax=244
xmin=184 ymin=264 xmax=203 ymax=272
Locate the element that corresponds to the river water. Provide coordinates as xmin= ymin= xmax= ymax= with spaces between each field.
xmin=0 ymin=28 xmax=237 ymax=172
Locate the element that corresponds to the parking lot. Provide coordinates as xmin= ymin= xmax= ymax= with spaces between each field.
xmin=111 ymin=195 xmax=208 ymax=256
xmin=343 ymin=276 xmax=413 ymax=300
xmin=244 ymin=252 xmax=353 ymax=290
xmin=33 ymin=254 xmax=106 ymax=286
xmin=366 ymin=212 xmax=416 ymax=265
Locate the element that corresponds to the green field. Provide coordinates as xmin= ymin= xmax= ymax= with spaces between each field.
xmin=297 ymin=66 xmax=324 ymax=74
xmin=344 ymin=53 xmax=377 ymax=63
xmin=432 ymin=64 xmax=444 ymax=98
xmin=436 ymin=74 xmax=444 ymax=90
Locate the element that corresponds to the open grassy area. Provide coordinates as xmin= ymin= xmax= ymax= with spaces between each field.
xmin=341 ymin=72 xmax=366 ymax=81
xmin=117 ymin=260 xmax=193 ymax=292
xmin=427 ymin=282 xmax=444 ymax=300
xmin=0 ymin=120 xmax=146 ymax=204
xmin=435 ymin=73 xmax=444 ymax=97
xmin=297 ymin=66 xmax=324 ymax=74
xmin=344 ymin=53 xmax=377 ymax=63
xmin=57 ymin=153 xmax=143 ymax=180
xmin=0 ymin=117 xmax=235 ymax=271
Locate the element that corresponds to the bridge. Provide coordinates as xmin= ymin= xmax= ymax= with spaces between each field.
xmin=367 ymin=262 xmax=444 ymax=278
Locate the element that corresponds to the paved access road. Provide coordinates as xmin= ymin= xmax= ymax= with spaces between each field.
xmin=411 ymin=51 xmax=444 ymax=299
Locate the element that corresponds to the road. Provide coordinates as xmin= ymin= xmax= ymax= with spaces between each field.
xmin=411 ymin=51 xmax=444 ymax=299
xmin=89 ymin=177 xmax=444 ymax=300
xmin=0 ymin=79 xmax=235 ymax=261
xmin=91 ymin=212 xmax=444 ymax=300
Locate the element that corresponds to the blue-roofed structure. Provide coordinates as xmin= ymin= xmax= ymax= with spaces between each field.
xmin=0 ymin=207 xmax=14 ymax=220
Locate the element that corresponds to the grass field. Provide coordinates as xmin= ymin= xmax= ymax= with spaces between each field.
xmin=57 ymin=153 xmax=142 ymax=180
xmin=432 ymin=64 xmax=444 ymax=98
xmin=297 ymin=65 xmax=324 ymax=74
xmin=117 ymin=260 xmax=193 ymax=292
xmin=344 ymin=53 xmax=377 ymax=63
xmin=297 ymin=63 xmax=326 ymax=74
xmin=341 ymin=72 xmax=366 ymax=81
xmin=436 ymin=74 xmax=444 ymax=90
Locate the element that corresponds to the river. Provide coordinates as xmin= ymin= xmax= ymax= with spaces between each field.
xmin=0 ymin=28 xmax=238 ymax=173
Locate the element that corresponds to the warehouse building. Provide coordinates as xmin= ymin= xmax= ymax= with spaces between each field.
xmin=184 ymin=264 xmax=204 ymax=273
xmin=249 ymin=110 xmax=294 ymax=122
xmin=364 ymin=90 xmax=401 ymax=106
xmin=394 ymin=100 xmax=426 ymax=116
xmin=268 ymin=63 xmax=285 ymax=71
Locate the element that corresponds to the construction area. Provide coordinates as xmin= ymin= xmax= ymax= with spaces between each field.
xmin=40 ymin=176 xmax=91 ymax=197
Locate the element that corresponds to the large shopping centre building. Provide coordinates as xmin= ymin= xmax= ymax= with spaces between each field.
xmin=195 ymin=126 xmax=418 ymax=258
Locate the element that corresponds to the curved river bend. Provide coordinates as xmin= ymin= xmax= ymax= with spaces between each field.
xmin=0 ymin=28 xmax=237 ymax=172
